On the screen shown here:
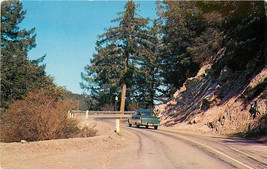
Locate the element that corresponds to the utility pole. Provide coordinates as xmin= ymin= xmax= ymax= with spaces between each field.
xmin=119 ymin=84 xmax=127 ymax=136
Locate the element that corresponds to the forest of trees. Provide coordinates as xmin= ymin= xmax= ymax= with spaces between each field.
xmin=81 ymin=0 xmax=266 ymax=110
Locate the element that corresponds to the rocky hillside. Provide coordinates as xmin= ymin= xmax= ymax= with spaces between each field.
xmin=155 ymin=1 xmax=267 ymax=138
xmin=156 ymin=61 xmax=266 ymax=137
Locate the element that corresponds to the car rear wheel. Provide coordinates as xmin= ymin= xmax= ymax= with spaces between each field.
xmin=128 ymin=120 xmax=132 ymax=127
xmin=154 ymin=126 xmax=158 ymax=130
xmin=136 ymin=124 xmax=140 ymax=128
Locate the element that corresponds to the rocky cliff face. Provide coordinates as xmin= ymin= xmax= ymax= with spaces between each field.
xmin=156 ymin=61 xmax=266 ymax=136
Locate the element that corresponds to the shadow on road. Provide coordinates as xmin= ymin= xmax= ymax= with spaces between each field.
xmin=222 ymin=135 xmax=267 ymax=144
xmin=127 ymin=126 xmax=159 ymax=130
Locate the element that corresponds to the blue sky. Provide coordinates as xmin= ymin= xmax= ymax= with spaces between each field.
xmin=20 ymin=0 xmax=157 ymax=94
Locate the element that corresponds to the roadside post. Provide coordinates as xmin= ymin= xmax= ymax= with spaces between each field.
xmin=116 ymin=119 xmax=120 ymax=133
xmin=86 ymin=110 xmax=88 ymax=118
xmin=119 ymin=84 xmax=126 ymax=136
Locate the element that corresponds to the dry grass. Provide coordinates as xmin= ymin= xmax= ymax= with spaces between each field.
xmin=0 ymin=89 xmax=96 ymax=143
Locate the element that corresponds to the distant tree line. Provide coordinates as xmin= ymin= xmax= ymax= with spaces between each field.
xmin=81 ymin=0 xmax=266 ymax=110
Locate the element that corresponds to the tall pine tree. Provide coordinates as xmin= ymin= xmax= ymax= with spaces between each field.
xmin=81 ymin=0 xmax=153 ymax=110
xmin=1 ymin=0 xmax=56 ymax=108
xmin=134 ymin=19 xmax=163 ymax=108
xmin=158 ymin=1 xmax=201 ymax=98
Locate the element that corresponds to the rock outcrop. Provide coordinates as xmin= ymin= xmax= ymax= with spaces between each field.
xmin=156 ymin=63 xmax=267 ymax=136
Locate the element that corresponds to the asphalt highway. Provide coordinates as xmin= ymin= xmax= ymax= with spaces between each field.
xmin=98 ymin=117 xmax=267 ymax=169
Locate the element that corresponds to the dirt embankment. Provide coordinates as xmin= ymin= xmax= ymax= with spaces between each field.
xmin=0 ymin=115 xmax=127 ymax=169
xmin=1 ymin=114 xmax=266 ymax=169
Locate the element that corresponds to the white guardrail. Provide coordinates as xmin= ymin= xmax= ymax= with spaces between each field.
xmin=68 ymin=110 xmax=133 ymax=118
xmin=71 ymin=110 xmax=134 ymax=114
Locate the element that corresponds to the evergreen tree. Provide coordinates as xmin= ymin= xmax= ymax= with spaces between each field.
xmin=157 ymin=0 xmax=266 ymax=100
xmin=194 ymin=1 xmax=266 ymax=74
xmin=1 ymin=0 xmax=56 ymax=108
xmin=81 ymin=0 xmax=152 ymax=110
xmin=158 ymin=1 xmax=201 ymax=98
xmin=134 ymin=19 xmax=162 ymax=108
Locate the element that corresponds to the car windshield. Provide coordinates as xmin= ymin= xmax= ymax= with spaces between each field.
xmin=134 ymin=110 xmax=155 ymax=116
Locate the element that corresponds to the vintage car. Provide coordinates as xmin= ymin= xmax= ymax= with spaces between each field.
xmin=128 ymin=110 xmax=160 ymax=129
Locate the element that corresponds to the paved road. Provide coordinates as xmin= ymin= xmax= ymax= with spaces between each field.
xmin=98 ymin=118 xmax=267 ymax=169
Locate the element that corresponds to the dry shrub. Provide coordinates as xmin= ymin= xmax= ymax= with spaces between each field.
xmin=246 ymin=114 xmax=267 ymax=138
xmin=0 ymin=89 xmax=81 ymax=142
xmin=76 ymin=126 xmax=98 ymax=137
xmin=100 ymin=104 xmax=114 ymax=111
xmin=127 ymin=103 xmax=138 ymax=111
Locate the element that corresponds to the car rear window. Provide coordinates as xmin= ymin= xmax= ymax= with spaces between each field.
xmin=141 ymin=112 xmax=155 ymax=116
